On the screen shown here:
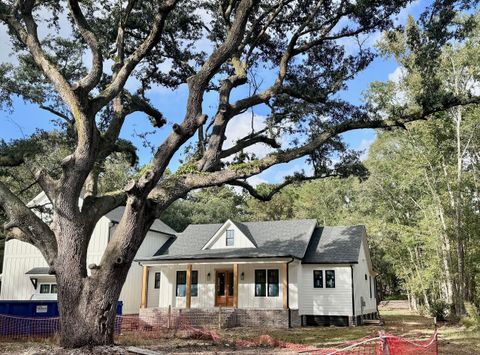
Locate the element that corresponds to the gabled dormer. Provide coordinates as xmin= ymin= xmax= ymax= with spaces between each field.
xmin=202 ymin=220 xmax=257 ymax=250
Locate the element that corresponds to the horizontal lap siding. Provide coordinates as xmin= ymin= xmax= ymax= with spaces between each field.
xmin=299 ymin=265 xmax=353 ymax=317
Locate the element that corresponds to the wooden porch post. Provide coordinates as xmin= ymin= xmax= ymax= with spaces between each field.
xmin=141 ymin=265 xmax=149 ymax=308
xmin=186 ymin=264 xmax=192 ymax=309
xmin=282 ymin=263 xmax=288 ymax=310
xmin=233 ymin=264 xmax=239 ymax=308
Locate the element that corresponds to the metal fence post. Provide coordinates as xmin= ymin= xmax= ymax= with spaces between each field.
xmin=379 ymin=331 xmax=390 ymax=355
xmin=218 ymin=306 xmax=222 ymax=329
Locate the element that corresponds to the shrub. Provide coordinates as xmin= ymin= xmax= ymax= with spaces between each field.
xmin=460 ymin=303 xmax=480 ymax=329
xmin=429 ymin=300 xmax=449 ymax=321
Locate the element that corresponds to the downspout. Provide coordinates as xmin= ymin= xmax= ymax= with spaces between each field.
xmin=351 ymin=265 xmax=356 ymax=326
xmin=286 ymin=257 xmax=294 ymax=328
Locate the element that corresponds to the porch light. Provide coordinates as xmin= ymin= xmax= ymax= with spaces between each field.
xmin=240 ymin=272 xmax=244 ymax=280
xmin=207 ymin=272 xmax=211 ymax=281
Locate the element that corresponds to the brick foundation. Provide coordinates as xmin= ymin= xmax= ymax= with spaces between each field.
xmin=139 ymin=307 xmax=292 ymax=329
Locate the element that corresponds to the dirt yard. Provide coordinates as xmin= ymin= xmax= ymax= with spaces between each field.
xmin=0 ymin=308 xmax=478 ymax=354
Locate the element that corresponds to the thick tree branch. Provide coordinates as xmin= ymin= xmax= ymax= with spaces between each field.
xmin=0 ymin=154 xmax=24 ymax=167
xmin=150 ymin=93 xmax=480 ymax=212
xmin=68 ymin=0 xmax=103 ymax=92
xmin=136 ymin=0 xmax=256 ymax=194
xmin=0 ymin=4 xmax=82 ymax=123
xmin=125 ymin=93 xmax=166 ymax=128
xmin=82 ymin=190 xmax=127 ymax=222
xmin=220 ymin=134 xmax=280 ymax=158
xmin=227 ymin=175 xmax=329 ymax=201
xmin=90 ymin=0 xmax=178 ymax=114
xmin=0 ymin=181 xmax=57 ymax=264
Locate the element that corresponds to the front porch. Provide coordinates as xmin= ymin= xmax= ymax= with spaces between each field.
xmin=138 ymin=259 xmax=296 ymax=314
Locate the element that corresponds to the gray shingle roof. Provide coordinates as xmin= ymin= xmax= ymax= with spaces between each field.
xmin=106 ymin=207 xmax=177 ymax=235
xmin=138 ymin=220 xmax=366 ymax=264
xmin=25 ymin=267 xmax=52 ymax=275
xmin=149 ymin=219 xmax=317 ymax=260
xmin=302 ymin=225 xmax=365 ymax=263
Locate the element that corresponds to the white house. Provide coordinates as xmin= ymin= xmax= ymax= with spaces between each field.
xmin=1 ymin=191 xmax=378 ymax=325
xmin=0 ymin=193 xmax=176 ymax=315
xmin=137 ymin=219 xmax=378 ymax=327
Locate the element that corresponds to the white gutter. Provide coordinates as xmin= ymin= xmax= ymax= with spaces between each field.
xmin=138 ymin=257 xmax=296 ymax=266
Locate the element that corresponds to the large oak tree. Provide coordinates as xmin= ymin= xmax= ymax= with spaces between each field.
xmin=0 ymin=0 xmax=478 ymax=348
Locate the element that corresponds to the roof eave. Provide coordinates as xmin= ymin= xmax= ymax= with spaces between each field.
xmin=136 ymin=255 xmax=300 ymax=265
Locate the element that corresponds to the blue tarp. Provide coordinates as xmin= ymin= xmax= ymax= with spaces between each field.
xmin=0 ymin=301 xmax=123 ymax=336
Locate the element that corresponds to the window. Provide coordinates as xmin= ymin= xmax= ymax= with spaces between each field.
xmin=40 ymin=284 xmax=50 ymax=294
xmin=313 ymin=270 xmax=323 ymax=288
xmin=226 ymin=229 xmax=235 ymax=246
xmin=191 ymin=271 xmax=198 ymax=297
xmin=326 ymin=270 xmax=335 ymax=288
xmin=154 ymin=272 xmax=161 ymax=289
xmin=268 ymin=270 xmax=279 ymax=296
xmin=255 ymin=270 xmax=266 ymax=296
xmin=39 ymin=284 xmax=57 ymax=294
xmin=176 ymin=271 xmax=186 ymax=297
xmin=176 ymin=270 xmax=198 ymax=297
xmin=255 ymin=269 xmax=279 ymax=297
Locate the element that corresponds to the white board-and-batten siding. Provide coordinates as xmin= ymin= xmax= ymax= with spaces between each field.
xmin=1 ymin=216 xmax=111 ymax=300
xmin=120 ymin=229 xmax=170 ymax=314
xmin=1 ymin=213 xmax=170 ymax=315
xmin=154 ymin=262 xmax=291 ymax=309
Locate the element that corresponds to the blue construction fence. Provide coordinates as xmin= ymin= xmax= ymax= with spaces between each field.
xmin=0 ymin=300 xmax=123 ymax=337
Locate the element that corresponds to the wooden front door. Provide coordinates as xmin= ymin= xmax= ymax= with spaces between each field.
xmin=215 ymin=270 xmax=234 ymax=307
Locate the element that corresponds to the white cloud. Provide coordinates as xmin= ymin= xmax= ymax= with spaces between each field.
xmin=388 ymin=66 xmax=408 ymax=105
xmin=246 ymin=175 xmax=268 ymax=187
xmin=222 ymin=112 xmax=273 ymax=161
xmin=357 ymin=137 xmax=376 ymax=161
xmin=388 ymin=66 xmax=406 ymax=83
xmin=394 ymin=0 xmax=421 ymax=26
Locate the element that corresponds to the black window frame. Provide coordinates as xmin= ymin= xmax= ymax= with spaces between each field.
xmin=267 ymin=269 xmax=279 ymax=297
xmin=254 ymin=269 xmax=266 ymax=297
xmin=154 ymin=272 xmax=161 ymax=289
xmin=175 ymin=270 xmax=198 ymax=297
xmin=39 ymin=284 xmax=50 ymax=294
xmin=51 ymin=284 xmax=58 ymax=294
xmin=176 ymin=271 xmax=186 ymax=297
xmin=325 ymin=270 xmax=335 ymax=288
xmin=226 ymin=229 xmax=235 ymax=246
xmin=191 ymin=270 xmax=198 ymax=297
xmin=313 ymin=270 xmax=324 ymax=288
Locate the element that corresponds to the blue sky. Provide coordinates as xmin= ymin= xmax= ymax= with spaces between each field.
xmin=0 ymin=0 xmax=429 ymax=185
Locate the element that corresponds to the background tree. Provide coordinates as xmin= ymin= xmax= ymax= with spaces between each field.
xmin=0 ymin=0 xmax=478 ymax=347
